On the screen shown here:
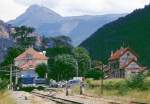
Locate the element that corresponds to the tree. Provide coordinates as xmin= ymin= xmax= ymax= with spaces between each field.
xmin=35 ymin=63 xmax=48 ymax=78
xmin=73 ymin=47 xmax=91 ymax=76
xmin=91 ymin=60 xmax=103 ymax=70
xmin=0 ymin=47 xmax=24 ymax=67
xmin=46 ymin=46 xmax=73 ymax=58
xmin=42 ymin=35 xmax=72 ymax=49
xmin=0 ymin=47 xmax=24 ymax=79
xmin=53 ymin=35 xmax=72 ymax=47
xmin=13 ymin=26 xmax=36 ymax=48
xmin=0 ymin=78 xmax=9 ymax=91
xmin=84 ymin=70 xmax=104 ymax=80
xmin=49 ymin=54 xmax=77 ymax=81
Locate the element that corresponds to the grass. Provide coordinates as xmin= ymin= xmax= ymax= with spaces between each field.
xmin=70 ymin=85 xmax=80 ymax=95
xmin=83 ymin=78 xmax=150 ymax=103
xmin=0 ymin=91 xmax=16 ymax=104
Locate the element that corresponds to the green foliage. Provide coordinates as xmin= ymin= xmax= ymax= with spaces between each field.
xmin=0 ymin=47 xmax=23 ymax=79
xmin=103 ymin=79 xmax=125 ymax=90
xmin=91 ymin=60 xmax=103 ymax=69
xmin=81 ymin=5 xmax=150 ymax=66
xmin=42 ymin=35 xmax=72 ymax=48
xmin=46 ymin=46 xmax=91 ymax=81
xmin=13 ymin=26 xmax=36 ymax=48
xmin=84 ymin=70 xmax=104 ymax=80
xmin=0 ymin=47 xmax=24 ymax=66
xmin=46 ymin=46 xmax=73 ymax=58
xmin=19 ymin=86 xmax=45 ymax=92
xmin=102 ymin=73 xmax=150 ymax=95
xmin=36 ymin=63 xmax=48 ymax=78
xmin=42 ymin=36 xmax=91 ymax=81
xmin=0 ymin=79 xmax=9 ymax=91
xmin=126 ymin=73 xmax=147 ymax=90
xmin=73 ymin=47 xmax=91 ymax=76
xmin=49 ymin=54 xmax=77 ymax=81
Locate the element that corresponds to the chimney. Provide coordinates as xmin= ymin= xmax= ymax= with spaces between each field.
xmin=111 ymin=51 xmax=113 ymax=57
xmin=120 ymin=46 xmax=124 ymax=54
xmin=43 ymin=51 xmax=46 ymax=56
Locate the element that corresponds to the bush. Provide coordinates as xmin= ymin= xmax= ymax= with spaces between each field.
xmin=126 ymin=73 xmax=145 ymax=90
xmin=84 ymin=70 xmax=104 ymax=80
xmin=0 ymin=79 xmax=9 ymax=91
xmin=19 ymin=87 xmax=35 ymax=92
xmin=103 ymin=79 xmax=126 ymax=90
xmin=19 ymin=86 xmax=45 ymax=92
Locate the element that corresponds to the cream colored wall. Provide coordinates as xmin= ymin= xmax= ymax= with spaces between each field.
xmin=15 ymin=60 xmax=27 ymax=67
xmin=15 ymin=59 xmax=48 ymax=68
xmin=119 ymin=51 xmax=137 ymax=67
xmin=34 ymin=59 xmax=48 ymax=65
xmin=125 ymin=61 xmax=142 ymax=77
xmin=126 ymin=61 xmax=140 ymax=69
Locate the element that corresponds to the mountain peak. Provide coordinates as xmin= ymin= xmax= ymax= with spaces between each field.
xmin=27 ymin=4 xmax=62 ymax=18
xmin=9 ymin=4 xmax=62 ymax=28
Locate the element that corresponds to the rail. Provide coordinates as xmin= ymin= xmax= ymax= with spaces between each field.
xmin=31 ymin=91 xmax=83 ymax=104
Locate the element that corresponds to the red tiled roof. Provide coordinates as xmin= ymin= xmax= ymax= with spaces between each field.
xmin=20 ymin=60 xmax=36 ymax=70
xmin=15 ymin=48 xmax=48 ymax=61
xmin=109 ymin=47 xmax=138 ymax=60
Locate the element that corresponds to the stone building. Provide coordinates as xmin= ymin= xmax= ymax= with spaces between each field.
xmin=108 ymin=47 xmax=145 ymax=78
xmin=14 ymin=48 xmax=48 ymax=84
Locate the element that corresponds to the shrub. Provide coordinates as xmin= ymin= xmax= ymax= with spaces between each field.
xmin=84 ymin=70 xmax=104 ymax=80
xmin=103 ymin=79 xmax=126 ymax=90
xmin=36 ymin=63 xmax=48 ymax=78
xmin=0 ymin=79 xmax=9 ymax=91
xmin=19 ymin=86 xmax=45 ymax=92
xmin=19 ymin=87 xmax=35 ymax=92
xmin=117 ymin=82 xmax=129 ymax=95
xmin=126 ymin=73 xmax=145 ymax=90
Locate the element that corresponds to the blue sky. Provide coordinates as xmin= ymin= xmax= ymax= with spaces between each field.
xmin=0 ymin=0 xmax=149 ymax=21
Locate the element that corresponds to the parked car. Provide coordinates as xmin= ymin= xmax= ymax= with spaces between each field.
xmin=67 ymin=79 xmax=81 ymax=86
xmin=49 ymin=80 xmax=67 ymax=88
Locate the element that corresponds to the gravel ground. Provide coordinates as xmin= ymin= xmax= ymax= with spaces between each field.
xmin=12 ymin=91 xmax=56 ymax=104
xmin=13 ymin=90 xmax=127 ymax=104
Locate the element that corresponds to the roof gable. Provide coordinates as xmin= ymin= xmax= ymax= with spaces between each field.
xmin=109 ymin=47 xmax=138 ymax=60
xmin=15 ymin=48 xmax=48 ymax=61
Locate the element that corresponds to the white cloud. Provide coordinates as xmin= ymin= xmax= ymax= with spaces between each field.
xmin=0 ymin=0 xmax=27 ymax=22
xmin=0 ymin=0 xmax=149 ymax=21
xmin=14 ymin=0 xmax=150 ymax=16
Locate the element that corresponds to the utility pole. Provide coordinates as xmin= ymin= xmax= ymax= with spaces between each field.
xmin=15 ymin=68 xmax=18 ymax=86
xmin=10 ymin=64 xmax=13 ymax=90
xmin=101 ymin=63 xmax=104 ymax=95
xmin=100 ymin=33 xmax=105 ymax=95
xmin=76 ymin=61 xmax=79 ymax=77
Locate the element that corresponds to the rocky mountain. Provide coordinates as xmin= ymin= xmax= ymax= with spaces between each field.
xmin=9 ymin=5 xmax=125 ymax=45
xmin=9 ymin=5 xmax=62 ymax=28
xmin=0 ymin=20 xmax=14 ymax=62
xmin=0 ymin=20 xmax=13 ymax=38
xmin=80 ymin=5 xmax=150 ymax=67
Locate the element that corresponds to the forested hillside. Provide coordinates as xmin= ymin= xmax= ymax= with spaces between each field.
xmin=81 ymin=5 xmax=150 ymax=66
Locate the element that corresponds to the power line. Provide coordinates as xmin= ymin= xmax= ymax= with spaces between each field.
xmin=0 ymin=64 xmax=21 ymax=90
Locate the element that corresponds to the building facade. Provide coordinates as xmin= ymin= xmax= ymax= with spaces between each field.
xmin=14 ymin=48 xmax=48 ymax=84
xmin=108 ymin=47 xmax=145 ymax=78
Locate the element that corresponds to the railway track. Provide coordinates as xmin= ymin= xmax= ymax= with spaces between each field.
xmin=31 ymin=91 xmax=84 ymax=104
xmin=31 ymin=90 xmax=149 ymax=104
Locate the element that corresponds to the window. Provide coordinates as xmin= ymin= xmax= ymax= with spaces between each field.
xmin=29 ymin=65 xmax=33 ymax=68
xmin=127 ymin=53 xmax=130 ymax=56
xmin=27 ymin=54 xmax=33 ymax=60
